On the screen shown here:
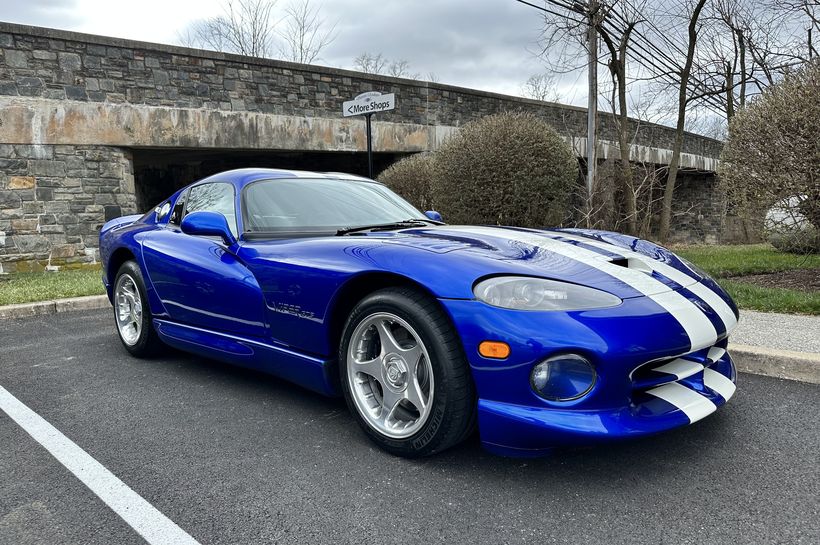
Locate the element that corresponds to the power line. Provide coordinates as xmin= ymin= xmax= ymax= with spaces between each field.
xmin=602 ymin=0 xmax=730 ymax=113
xmin=512 ymin=0 xmax=586 ymax=23
xmin=546 ymin=0 xmax=728 ymax=115
xmin=516 ymin=0 xmax=730 ymax=115
xmin=598 ymin=16 xmax=728 ymax=116
xmin=515 ymin=0 xmax=728 ymax=148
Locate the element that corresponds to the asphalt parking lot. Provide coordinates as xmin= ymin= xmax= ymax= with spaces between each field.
xmin=1 ymin=309 xmax=818 ymax=545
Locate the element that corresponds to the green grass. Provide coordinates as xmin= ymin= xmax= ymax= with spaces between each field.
xmin=719 ymin=280 xmax=820 ymax=315
xmin=0 ymin=268 xmax=105 ymax=306
xmin=1 ymin=245 xmax=817 ymax=315
xmin=674 ymin=243 xmax=820 ymax=277
xmin=675 ymin=244 xmax=819 ymax=315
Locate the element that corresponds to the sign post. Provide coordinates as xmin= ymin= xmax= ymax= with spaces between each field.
xmin=343 ymin=92 xmax=396 ymax=178
xmin=365 ymin=113 xmax=373 ymax=179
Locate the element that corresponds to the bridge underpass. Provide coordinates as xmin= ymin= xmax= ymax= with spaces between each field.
xmin=132 ymin=148 xmax=406 ymax=211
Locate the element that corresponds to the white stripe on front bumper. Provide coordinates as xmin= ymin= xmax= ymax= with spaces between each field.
xmin=703 ymin=368 xmax=737 ymax=401
xmin=653 ymin=358 xmax=704 ymax=380
xmin=646 ymin=382 xmax=717 ymax=423
xmin=707 ymin=347 xmax=727 ymax=362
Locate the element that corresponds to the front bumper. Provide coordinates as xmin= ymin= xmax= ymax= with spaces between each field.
xmin=439 ymin=296 xmax=738 ymax=457
xmin=478 ymin=352 xmax=735 ymax=457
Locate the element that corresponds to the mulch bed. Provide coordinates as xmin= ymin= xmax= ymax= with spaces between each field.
xmin=729 ymin=268 xmax=820 ymax=292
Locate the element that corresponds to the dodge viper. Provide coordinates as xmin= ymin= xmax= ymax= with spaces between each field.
xmin=99 ymin=168 xmax=739 ymax=457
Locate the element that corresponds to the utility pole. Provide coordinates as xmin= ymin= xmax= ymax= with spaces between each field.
xmin=514 ymin=0 xmax=601 ymax=222
xmin=585 ymin=0 xmax=599 ymax=224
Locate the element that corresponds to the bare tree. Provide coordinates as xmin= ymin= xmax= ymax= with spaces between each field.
xmin=353 ymin=52 xmax=388 ymax=74
xmin=185 ymin=0 xmax=279 ymax=58
xmin=597 ymin=1 xmax=645 ymax=235
xmin=278 ymin=0 xmax=337 ymax=64
xmin=658 ymin=0 xmax=708 ymax=243
xmin=353 ymin=53 xmax=422 ymax=78
xmin=387 ymin=59 xmax=420 ymax=79
xmin=521 ymin=73 xmax=559 ymax=101
xmin=771 ymin=0 xmax=819 ymax=61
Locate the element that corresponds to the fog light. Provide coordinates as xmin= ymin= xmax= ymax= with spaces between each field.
xmin=530 ymin=354 xmax=596 ymax=401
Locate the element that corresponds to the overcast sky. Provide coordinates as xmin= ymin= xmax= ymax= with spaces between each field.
xmin=0 ymin=0 xmax=585 ymax=101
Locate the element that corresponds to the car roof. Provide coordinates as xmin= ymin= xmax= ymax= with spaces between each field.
xmin=190 ymin=168 xmax=376 ymax=189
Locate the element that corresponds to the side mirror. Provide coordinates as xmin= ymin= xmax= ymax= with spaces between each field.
xmin=424 ymin=210 xmax=443 ymax=222
xmin=180 ymin=211 xmax=237 ymax=246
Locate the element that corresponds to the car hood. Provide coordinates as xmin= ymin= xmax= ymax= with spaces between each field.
xmin=369 ymin=225 xmax=704 ymax=300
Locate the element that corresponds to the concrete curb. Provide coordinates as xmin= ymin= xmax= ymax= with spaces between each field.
xmin=730 ymin=343 xmax=820 ymax=385
xmin=0 ymin=295 xmax=109 ymax=320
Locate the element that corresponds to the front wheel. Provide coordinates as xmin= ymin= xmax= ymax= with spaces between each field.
xmin=113 ymin=261 xmax=163 ymax=357
xmin=339 ymin=287 xmax=475 ymax=457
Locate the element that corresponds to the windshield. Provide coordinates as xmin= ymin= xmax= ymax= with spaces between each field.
xmin=243 ymin=178 xmax=427 ymax=233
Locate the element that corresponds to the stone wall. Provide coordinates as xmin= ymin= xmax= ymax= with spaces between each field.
xmin=0 ymin=144 xmax=136 ymax=273
xmin=668 ymin=172 xmax=727 ymax=244
xmin=0 ymin=21 xmax=723 ymax=160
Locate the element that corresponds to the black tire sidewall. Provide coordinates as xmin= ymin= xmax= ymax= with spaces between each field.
xmin=339 ymin=288 xmax=473 ymax=457
xmin=114 ymin=260 xmax=159 ymax=357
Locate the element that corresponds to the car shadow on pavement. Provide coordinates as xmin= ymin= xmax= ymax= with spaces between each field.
xmin=142 ymin=342 xmax=739 ymax=486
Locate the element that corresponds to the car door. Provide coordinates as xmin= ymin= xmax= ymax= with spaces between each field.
xmin=141 ymin=181 xmax=268 ymax=338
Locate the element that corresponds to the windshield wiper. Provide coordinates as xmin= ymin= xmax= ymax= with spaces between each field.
xmin=335 ymin=219 xmax=434 ymax=236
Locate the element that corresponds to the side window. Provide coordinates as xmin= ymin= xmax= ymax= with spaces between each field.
xmin=185 ymin=183 xmax=238 ymax=237
xmin=169 ymin=190 xmax=188 ymax=226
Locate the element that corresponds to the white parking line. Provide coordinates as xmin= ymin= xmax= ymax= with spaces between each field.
xmin=0 ymin=384 xmax=201 ymax=545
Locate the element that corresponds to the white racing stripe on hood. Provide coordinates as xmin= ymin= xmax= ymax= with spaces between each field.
xmin=451 ymin=226 xmax=718 ymax=350
xmin=557 ymin=232 xmax=738 ymax=336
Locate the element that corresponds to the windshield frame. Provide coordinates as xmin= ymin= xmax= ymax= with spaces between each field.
xmin=239 ymin=177 xmax=430 ymax=239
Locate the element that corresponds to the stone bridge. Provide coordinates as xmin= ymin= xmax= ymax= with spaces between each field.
xmin=0 ymin=21 xmax=725 ymax=272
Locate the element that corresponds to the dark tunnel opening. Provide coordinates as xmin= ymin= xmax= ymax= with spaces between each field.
xmin=131 ymin=148 xmax=409 ymax=211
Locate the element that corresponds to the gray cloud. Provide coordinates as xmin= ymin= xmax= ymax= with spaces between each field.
xmin=316 ymin=0 xmax=549 ymax=96
xmin=0 ymin=0 xmax=83 ymax=29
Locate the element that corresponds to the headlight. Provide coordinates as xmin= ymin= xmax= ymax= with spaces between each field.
xmin=531 ymin=354 xmax=596 ymax=401
xmin=474 ymin=276 xmax=621 ymax=311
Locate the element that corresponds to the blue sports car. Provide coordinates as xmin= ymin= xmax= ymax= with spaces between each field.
xmin=99 ymin=168 xmax=738 ymax=458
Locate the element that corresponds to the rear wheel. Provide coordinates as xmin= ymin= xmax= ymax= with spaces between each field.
xmin=113 ymin=261 xmax=162 ymax=357
xmin=339 ymin=287 xmax=475 ymax=457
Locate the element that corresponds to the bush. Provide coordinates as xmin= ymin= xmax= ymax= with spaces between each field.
xmin=764 ymin=195 xmax=820 ymax=252
xmin=769 ymin=224 xmax=820 ymax=254
xmin=431 ymin=112 xmax=578 ymax=226
xmin=378 ymin=153 xmax=436 ymax=211
xmin=719 ymin=61 xmax=820 ymax=253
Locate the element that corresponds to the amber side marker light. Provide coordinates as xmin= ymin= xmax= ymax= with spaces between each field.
xmin=479 ymin=341 xmax=511 ymax=359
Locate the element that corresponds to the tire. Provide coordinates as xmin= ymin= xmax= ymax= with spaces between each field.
xmin=113 ymin=260 xmax=163 ymax=357
xmin=339 ymin=287 xmax=476 ymax=457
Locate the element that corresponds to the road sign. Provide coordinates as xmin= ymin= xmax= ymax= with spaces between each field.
xmin=342 ymin=91 xmax=398 ymax=178
xmin=343 ymin=93 xmax=396 ymax=117
xmin=355 ymin=91 xmax=382 ymax=101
